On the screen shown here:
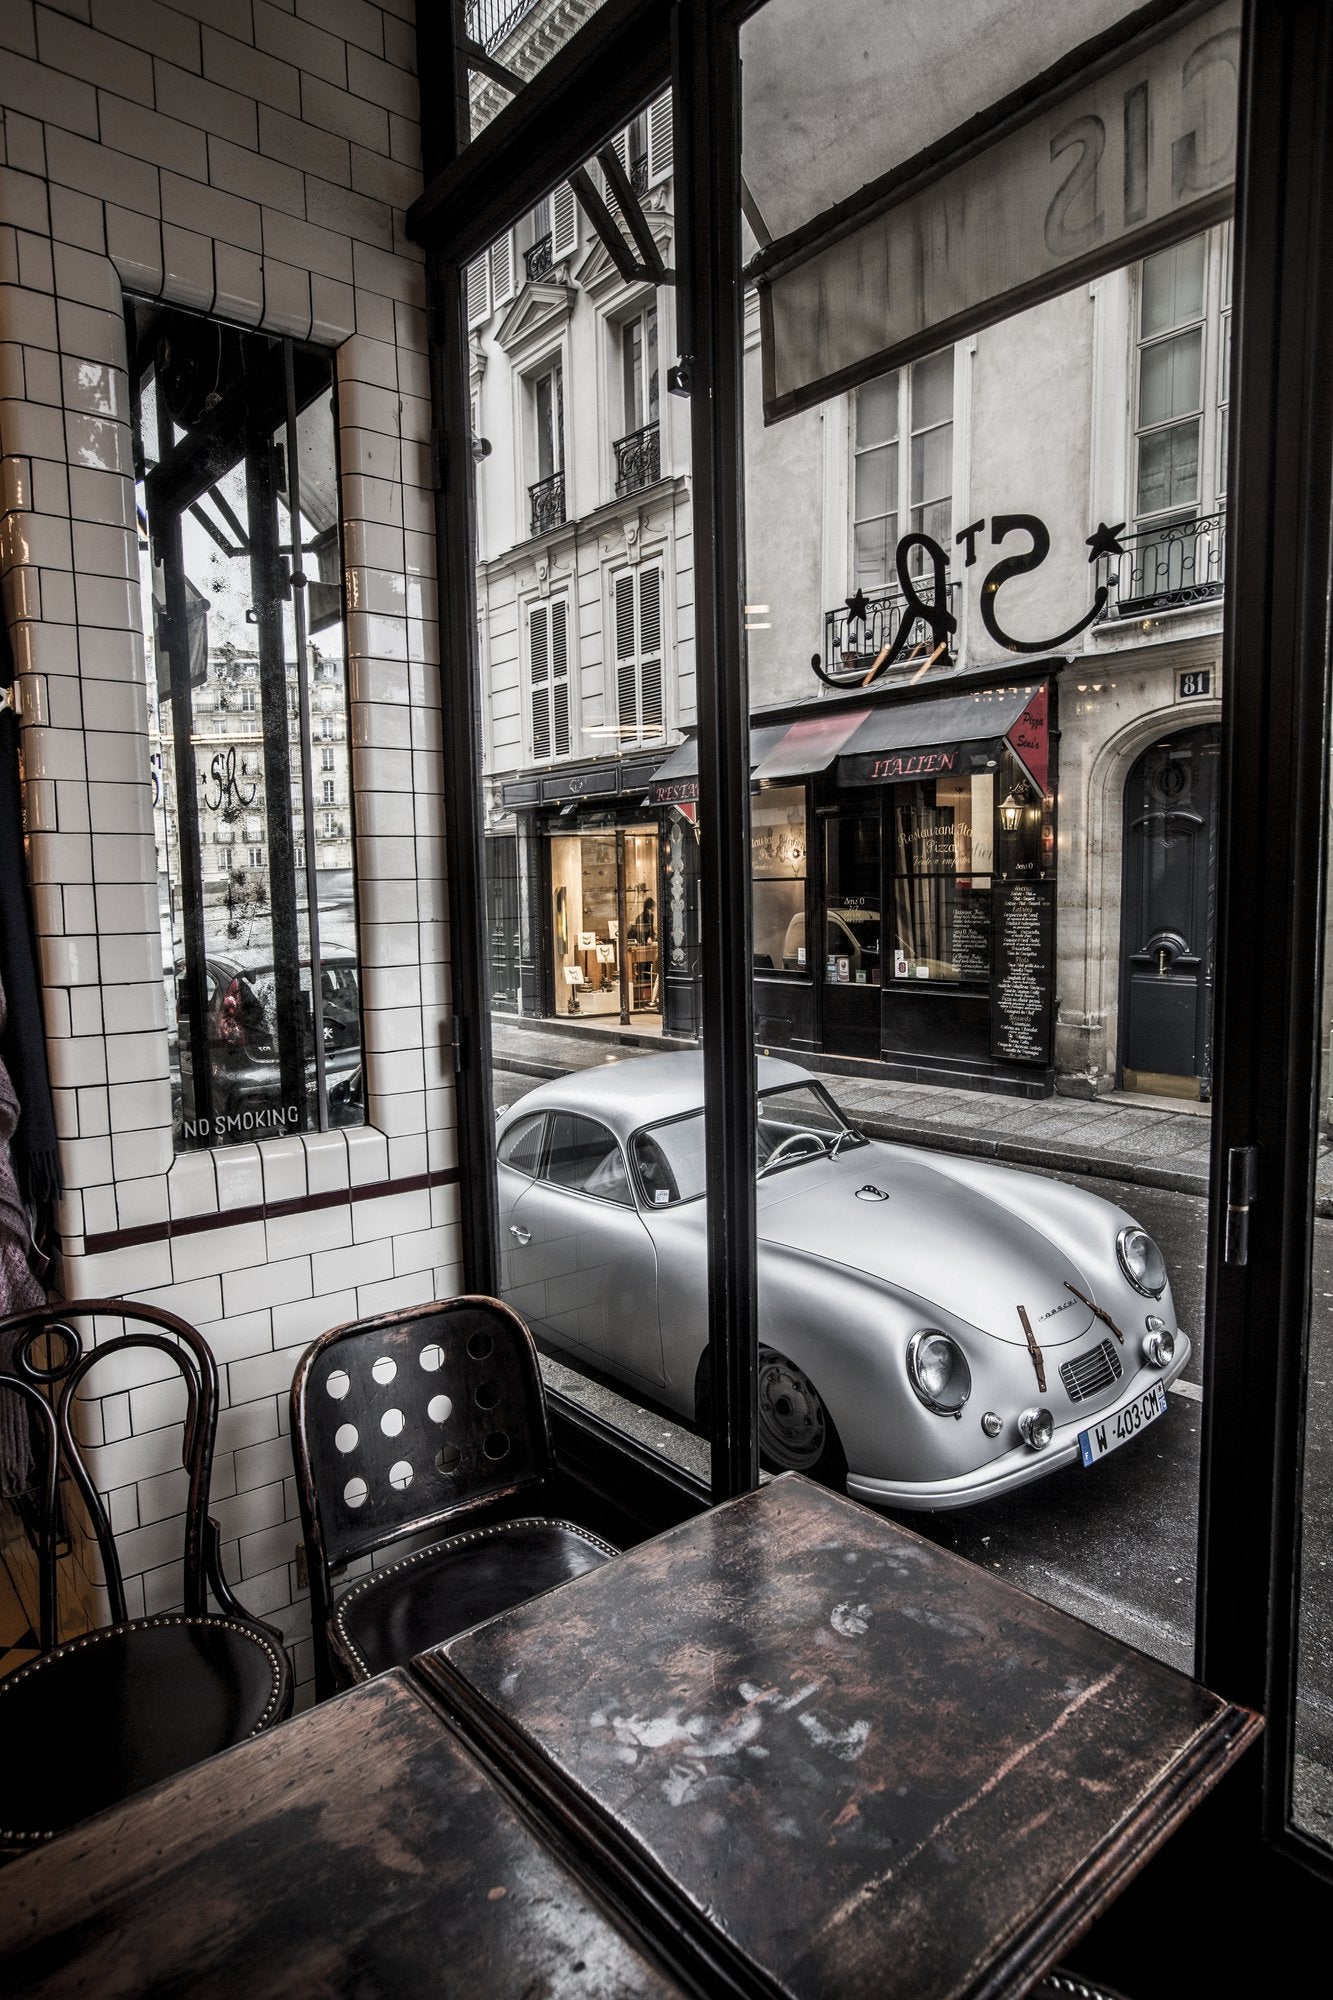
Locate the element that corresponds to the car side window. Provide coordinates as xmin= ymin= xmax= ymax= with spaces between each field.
xmin=498 ymin=1111 xmax=545 ymax=1177
xmin=545 ymin=1113 xmax=633 ymax=1206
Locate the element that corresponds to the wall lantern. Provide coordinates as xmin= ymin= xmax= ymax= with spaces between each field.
xmin=999 ymin=788 xmax=1026 ymax=833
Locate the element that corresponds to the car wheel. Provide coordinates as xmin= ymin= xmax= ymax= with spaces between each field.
xmin=757 ymin=1346 xmax=847 ymax=1484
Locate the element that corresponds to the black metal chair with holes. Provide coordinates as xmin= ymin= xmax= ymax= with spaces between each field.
xmin=0 ymin=1299 xmax=293 ymax=1855
xmin=291 ymin=1295 xmax=618 ymax=1696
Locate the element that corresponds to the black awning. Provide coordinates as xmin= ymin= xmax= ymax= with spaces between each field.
xmin=836 ymin=683 xmax=1049 ymax=790
xmin=649 ymin=725 xmax=789 ymax=805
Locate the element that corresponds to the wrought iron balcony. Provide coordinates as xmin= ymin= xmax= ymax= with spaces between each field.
xmin=822 ymin=580 xmax=960 ymax=683
xmin=529 ymin=470 xmax=566 ymax=536
xmin=613 ymin=422 xmax=661 ymax=496
xmin=465 ymin=0 xmax=539 ymax=52
xmin=525 ymin=232 xmax=553 ymax=282
xmin=630 ymin=153 xmax=649 ymax=197
xmin=1096 ymin=509 xmax=1226 ymax=620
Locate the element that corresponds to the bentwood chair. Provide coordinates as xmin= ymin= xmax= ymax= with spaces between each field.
xmin=291 ymin=1295 xmax=617 ymax=1695
xmin=0 ymin=1299 xmax=292 ymax=1853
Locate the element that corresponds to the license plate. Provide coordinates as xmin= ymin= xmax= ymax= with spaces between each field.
xmin=1078 ymin=1384 xmax=1169 ymax=1466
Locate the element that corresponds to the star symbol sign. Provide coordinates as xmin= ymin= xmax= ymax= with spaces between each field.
xmin=844 ymin=588 xmax=870 ymax=626
xmin=1086 ymin=520 xmax=1127 ymax=563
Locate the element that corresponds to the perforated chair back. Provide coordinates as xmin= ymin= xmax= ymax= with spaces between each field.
xmin=291 ymin=1296 xmax=556 ymax=1635
xmin=0 ymin=1298 xmax=221 ymax=1647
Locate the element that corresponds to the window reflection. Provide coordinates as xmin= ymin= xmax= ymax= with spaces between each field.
xmin=132 ymin=304 xmax=363 ymax=1150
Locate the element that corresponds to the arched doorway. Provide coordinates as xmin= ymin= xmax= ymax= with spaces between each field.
xmin=1119 ymin=722 xmax=1221 ymax=1098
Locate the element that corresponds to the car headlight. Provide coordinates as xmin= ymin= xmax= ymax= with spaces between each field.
xmin=1142 ymin=1317 xmax=1176 ymax=1368
xmin=1018 ymin=1406 xmax=1054 ymax=1450
xmin=1116 ymin=1225 xmax=1167 ymax=1297
xmin=906 ymin=1330 xmax=971 ymax=1416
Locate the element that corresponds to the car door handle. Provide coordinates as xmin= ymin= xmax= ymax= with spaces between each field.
xmin=509 ymin=1224 xmax=531 ymax=1246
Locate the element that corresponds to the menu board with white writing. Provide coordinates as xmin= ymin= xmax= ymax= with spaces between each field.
xmin=950 ymin=887 xmax=991 ymax=982
xmin=990 ymin=882 xmax=1053 ymax=1065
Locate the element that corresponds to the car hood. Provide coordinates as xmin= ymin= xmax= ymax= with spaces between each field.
xmin=756 ymin=1150 xmax=1099 ymax=1346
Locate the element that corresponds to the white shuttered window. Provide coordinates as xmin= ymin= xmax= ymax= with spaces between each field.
xmin=552 ymin=180 xmax=579 ymax=260
xmin=466 ymin=254 xmax=491 ymax=328
xmin=614 ymin=565 xmax=664 ymax=744
xmin=647 ymin=93 xmax=673 ymax=186
xmin=529 ymin=597 xmax=571 ymax=760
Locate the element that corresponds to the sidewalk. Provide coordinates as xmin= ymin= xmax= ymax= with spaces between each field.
xmin=490 ymin=1012 xmax=1333 ymax=1214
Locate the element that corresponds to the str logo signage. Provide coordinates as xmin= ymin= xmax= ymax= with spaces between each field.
xmin=816 ymin=513 xmax=1127 ymax=690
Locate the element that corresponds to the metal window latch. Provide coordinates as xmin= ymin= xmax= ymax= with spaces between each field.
xmin=1225 ymin=1145 xmax=1259 ymax=1266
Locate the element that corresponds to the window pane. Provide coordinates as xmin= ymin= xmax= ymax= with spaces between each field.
xmin=854 ymin=516 xmax=894 ymax=591
xmin=854 ymin=440 xmax=896 ymax=524
xmin=1137 ymin=421 xmax=1201 ymax=517
xmin=1139 ymin=327 xmax=1203 ymax=426
xmin=857 ymin=373 xmax=899 ymax=447
xmin=752 ymin=787 xmax=807 ymax=972
xmin=134 ymin=306 xmax=362 ymax=1151
xmin=911 ymin=349 xmax=954 ymax=429
xmin=472 ymin=112 xmax=707 ymax=1480
xmin=463 ymin=2 xmax=618 ymax=143
xmin=1140 ymin=234 xmax=1207 ymax=336
xmin=743 ymin=19 xmax=1226 ymax=1668
xmin=909 ymin=422 xmax=952 ymax=507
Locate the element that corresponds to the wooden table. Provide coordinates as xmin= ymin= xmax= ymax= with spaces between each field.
xmin=0 ymin=1669 xmax=696 ymax=1999
xmin=416 ymin=1475 xmax=1260 ymax=2000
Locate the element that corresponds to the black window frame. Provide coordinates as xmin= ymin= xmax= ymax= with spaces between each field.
xmin=413 ymin=0 xmax=1333 ymax=1920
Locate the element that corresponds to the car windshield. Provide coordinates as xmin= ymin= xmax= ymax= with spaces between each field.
xmin=631 ymin=1081 xmax=865 ymax=1206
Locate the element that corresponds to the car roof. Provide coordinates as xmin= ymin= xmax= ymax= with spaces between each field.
xmin=500 ymin=1049 xmax=817 ymax=1136
xmin=207 ymin=946 xmax=358 ymax=976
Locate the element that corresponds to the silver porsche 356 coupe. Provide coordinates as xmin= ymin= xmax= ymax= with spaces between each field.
xmin=496 ymin=1052 xmax=1190 ymax=1510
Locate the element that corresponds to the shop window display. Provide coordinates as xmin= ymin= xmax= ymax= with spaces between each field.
xmin=549 ymin=829 xmax=660 ymax=1017
xmin=751 ymin=787 xmax=807 ymax=972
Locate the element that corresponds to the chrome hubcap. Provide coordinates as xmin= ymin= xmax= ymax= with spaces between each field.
xmin=757 ymin=1348 xmax=827 ymax=1470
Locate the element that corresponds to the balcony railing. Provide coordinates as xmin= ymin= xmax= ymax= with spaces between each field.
xmin=529 ymin=470 xmax=566 ymax=536
xmin=1096 ymin=509 xmax=1226 ymax=620
xmin=822 ymin=580 xmax=960 ymax=682
xmin=613 ymin=422 xmax=661 ymax=496
xmin=630 ymin=153 xmax=649 ymax=196
xmin=525 ymin=232 xmax=553 ymax=282
xmin=465 ymin=0 xmax=540 ymax=52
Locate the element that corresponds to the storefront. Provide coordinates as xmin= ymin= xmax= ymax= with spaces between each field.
xmin=499 ymin=754 xmax=698 ymax=1035
xmin=653 ymin=677 xmax=1059 ymax=1094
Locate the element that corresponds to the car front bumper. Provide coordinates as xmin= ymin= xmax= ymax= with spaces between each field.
xmin=845 ymin=1331 xmax=1193 ymax=1512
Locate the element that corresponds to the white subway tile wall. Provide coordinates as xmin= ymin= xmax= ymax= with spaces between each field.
xmin=0 ymin=0 xmax=458 ymax=1704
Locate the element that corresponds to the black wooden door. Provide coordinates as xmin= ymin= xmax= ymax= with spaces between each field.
xmin=1120 ymin=724 xmax=1220 ymax=1097
xmin=485 ymin=834 xmax=521 ymax=1010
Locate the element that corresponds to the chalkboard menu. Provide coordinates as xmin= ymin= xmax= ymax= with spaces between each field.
xmin=990 ymin=882 xmax=1053 ymax=1065
xmin=950 ymin=886 xmax=991 ymax=981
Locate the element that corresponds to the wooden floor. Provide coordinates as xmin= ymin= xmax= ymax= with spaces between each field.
xmin=0 ymin=1505 xmax=39 ymax=1678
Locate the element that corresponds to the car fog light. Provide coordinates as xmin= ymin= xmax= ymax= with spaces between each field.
xmin=1143 ymin=1326 xmax=1175 ymax=1368
xmin=1018 ymin=1406 xmax=1054 ymax=1450
xmin=906 ymin=1330 xmax=972 ymax=1415
xmin=981 ymin=1411 xmax=1003 ymax=1438
xmin=1117 ymin=1225 xmax=1167 ymax=1297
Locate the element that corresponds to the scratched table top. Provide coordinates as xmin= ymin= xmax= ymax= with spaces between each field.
xmin=418 ymin=1475 xmax=1259 ymax=2000
xmin=0 ymin=1669 xmax=696 ymax=2000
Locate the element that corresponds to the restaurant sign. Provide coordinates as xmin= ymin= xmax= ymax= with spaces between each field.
xmin=759 ymin=0 xmax=1240 ymax=420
